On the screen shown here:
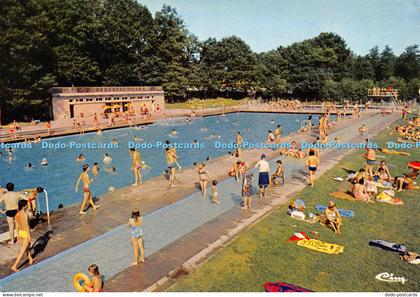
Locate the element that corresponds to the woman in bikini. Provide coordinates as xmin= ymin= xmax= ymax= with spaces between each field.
xmin=128 ymin=209 xmax=145 ymax=265
xmin=130 ymin=148 xmax=142 ymax=186
xmin=197 ymin=163 xmax=209 ymax=197
xmin=75 ymin=164 xmax=100 ymax=215
xmin=323 ymin=201 xmax=342 ymax=234
xmin=11 ymin=200 xmax=34 ymax=272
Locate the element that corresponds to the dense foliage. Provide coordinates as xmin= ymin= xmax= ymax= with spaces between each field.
xmin=0 ymin=0 xmax=419 ymax=122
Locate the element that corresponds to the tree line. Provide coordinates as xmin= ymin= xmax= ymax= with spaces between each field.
xmin=1 ymin=0 xmax=419 ymax=122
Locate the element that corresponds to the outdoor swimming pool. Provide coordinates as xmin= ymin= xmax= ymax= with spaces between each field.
xmin=0 ymin=112 xmax=324 ymax=211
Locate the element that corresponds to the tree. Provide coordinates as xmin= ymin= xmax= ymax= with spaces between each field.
xmin=151 ymin=5 xmax=191 ymax=101
xmin=0 ymin=0 xmax=56 ymax=122
xmin=255 ymin=50 xmax=288 ymax=96
xmin=198 ymin=36 xmax=257 ymax=97
xmin=367 ymin=46 xmax=381 ymax=81
xmin=378 ymin=45 xmax=396 ymax=81
xmin=95 ymin=0 xmax=155 ymax=86
xmin=352 ymin=55 xmax=375 ymax=80
xmin=394 ymin=45 xmax=420 ymax=81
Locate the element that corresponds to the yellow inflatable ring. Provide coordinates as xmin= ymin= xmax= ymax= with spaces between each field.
xmin=73 ymin=273 xmax=92 ymax=292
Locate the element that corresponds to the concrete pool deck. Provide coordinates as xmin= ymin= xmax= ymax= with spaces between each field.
xmin=1 ymin=104 xmax=360 ymax=143
xmin=0 ymin=110 xmax=398 ymax=291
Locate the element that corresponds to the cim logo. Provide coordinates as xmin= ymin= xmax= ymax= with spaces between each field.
xmin=375 ymin=272 xmax=407 ymax=284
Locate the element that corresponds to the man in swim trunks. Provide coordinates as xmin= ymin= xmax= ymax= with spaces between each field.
xmin=165 ymin=144 xmax=178 ymax=188
xmin=306 ymin=149 xmax=320 ymax=187
xmin=130 ymin=148 xmax=142 ymax=186
xmin=0 ymin=183 xmax=24 ymax=245
xmin=364 ymin=142 xmax=376 ymax=177
xmin=75 ymin=164 xmax=100 ymax=215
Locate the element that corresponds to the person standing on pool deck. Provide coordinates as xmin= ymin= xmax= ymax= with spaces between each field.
xmin=254 ymin=154 xmax=270 ymax=198
xmin=241 ymin=169 xmax=253 ymax=210
xmin=11 ymin=199 xmax=34 ymax=272
xmin=130 ymin=148 xmax=142 ymax=186
xmin=197 ymin=163 xmax=209 ymax=197
xmin=128 ymin=209 xmax=145 ymax=265
xmin=0 ymin=183 xmax=23 ymax=245
xmin=165 ymin=145 xmax=178 ymax=188
xmin=235 ymin=132 xmax=243 ymax=157
xmin=306 ymin=149 xmax=320 ymax=187
xmin=75 ymin=164 xmax=100 ymax=215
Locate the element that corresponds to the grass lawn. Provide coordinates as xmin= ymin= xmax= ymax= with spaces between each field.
xmin=171 ymin=119 xmax=420 ymax=292
xmin=166 ymin=98 xmax=248 ymax=109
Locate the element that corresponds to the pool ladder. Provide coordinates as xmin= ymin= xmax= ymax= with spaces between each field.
xmin=36 ymin=188 xmax=52 ymax=231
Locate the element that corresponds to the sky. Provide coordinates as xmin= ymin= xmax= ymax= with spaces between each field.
xmin=139 ymin=0 xmax=420 ymax=55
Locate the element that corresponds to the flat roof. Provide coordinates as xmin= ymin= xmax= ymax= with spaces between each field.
xmin=53 ymin=90 xmax=164 ymax=99
xmin=50 ymin=86 xmax=163 ymax=95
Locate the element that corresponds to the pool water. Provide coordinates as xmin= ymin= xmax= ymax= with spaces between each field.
xmin=0 ymin=112 xmax=322 ymax=211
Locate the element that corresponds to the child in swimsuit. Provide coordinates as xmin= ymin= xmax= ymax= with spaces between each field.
xmin=128 ymin=209 xmax=145 ymax=265
xmin=211 ymin=180 xmax=220 ymax=205
xmin=85 ymin=264 xmax=103 ymax=292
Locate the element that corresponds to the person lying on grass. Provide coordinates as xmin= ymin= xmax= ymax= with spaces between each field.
xmin=321 ymin=201 xmax=342 ymax=234
xmin=394 ymin=168 xmax=419 ymax=192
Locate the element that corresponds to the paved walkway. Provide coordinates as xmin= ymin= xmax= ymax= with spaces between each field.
xmin=0 ymin=111 xmax=397 ymax=291
xmin=0 ymin=104 xmax=361 ymax=143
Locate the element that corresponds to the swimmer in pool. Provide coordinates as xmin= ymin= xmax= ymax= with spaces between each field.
xmin=92 ymin=163 xmax=100 ymax=176
xmin=75 ymin=164 xmax=100 ymax=215
xmin=130 ymin=148 xmax=142 ymax=186
xmin=26 ymin=162 xmax=33 ymax=170
xmin=111 ymin=139 xmax=118 ymax=145
xmin=170 ymin=129 xmax=177 ymax=136
xmin=103 ymin=153 xmax=112 ymax=164
xmin=76 ymin=154 xmax=85 ymax=162
xmin=104 ymin=167 xmax=117 ymax=173
xmin=140 ymin=161 xmax=151 ymax=171
xmin=205 ymin=133 xmax=220 ymax=140
xmin=134 ymin=136 xmax=143 ymax=142
xmin=40 ymin=158 xmax=48 ymax=166
xmin=6 ymin=148 xmax=13 ymax=161
xmin=266 ymin=130 xmax=275 ymax=143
